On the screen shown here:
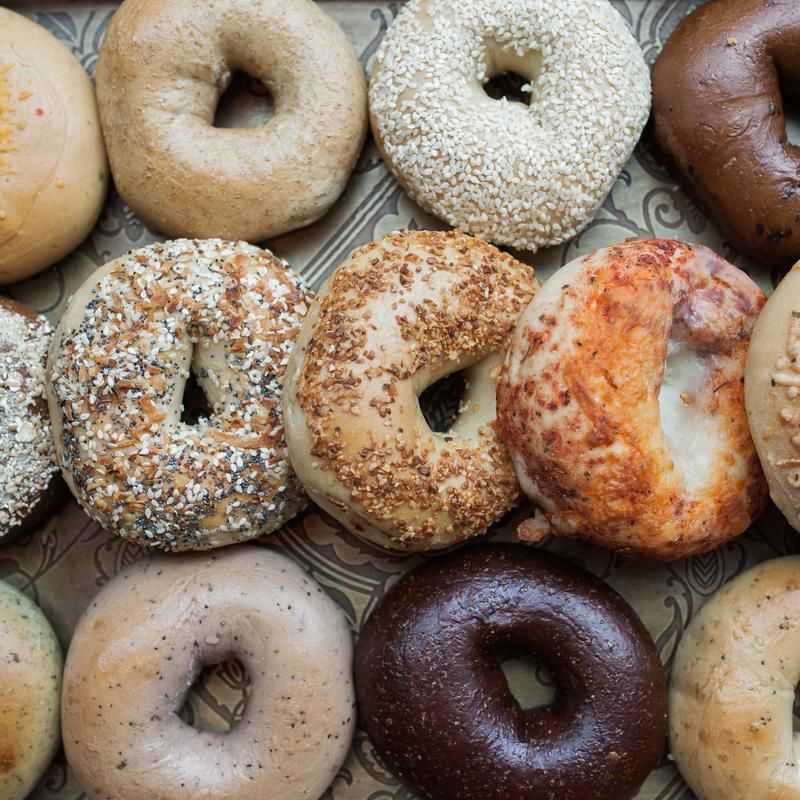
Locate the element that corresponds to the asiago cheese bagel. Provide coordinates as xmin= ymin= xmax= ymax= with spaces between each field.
xmin=0 ymin=7 xmax=108 ymax=283
xmin=96 ymin=0 xmax=367 ymax=242
xmin=282 ymin=230 xmax=538 ymax=552
xmin=47 ymin=239 xmax=310 ymax=551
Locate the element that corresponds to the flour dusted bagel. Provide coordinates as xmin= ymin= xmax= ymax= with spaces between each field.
xmin=746 ymin=263 xmax=800 ymax=530
xmin=0 ymin=579 xmax=62 ymax=800
xmin=0 ymin=298 xmax=62 ymax=542
xmin=282 ymin=230 xmax=537 ymax=551
xmin=497 ymin=239 xmax=766 ymax=560
xmin=369 ymin=0 xmax=651 ymax=252
xmin=47 ymin=239 xmax=310 ymax=551
xmin=0 ymin=7 xmax=108 ymax=283
xmin=97 ymin=0 xmax=367 ymax=242
xmin=62 ymin=546 xmax=355 ymax=800
xmin=670 ymin=557 xmax=800 ymax=800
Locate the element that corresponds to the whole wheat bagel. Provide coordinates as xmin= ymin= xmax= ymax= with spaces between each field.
xmin=0 ymin=7 xmax=107 ymax=283
xmin=96 ymin=0 xmax=367 ymax=242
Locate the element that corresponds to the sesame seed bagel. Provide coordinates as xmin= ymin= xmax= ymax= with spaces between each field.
xmin=0 ymin=7 xmax=108 ymax=283
xmin=282 ymin=230 xmax=538 ymax=552
xmin=96 ymin=0 xmax=367 ymax=242
xmin=0 ymin=580 xmax=62 ymax=800
xmin=669 ymin=557 xmax=800 ymax=800
xmin=497 ymin=239 xmax=767 ymax=560
xmin=62 ymin=546 xmax=355 ymax=800
xmin=368 ymin=0 xmax=651 ymax=253
xmin=0 ymin=297 xmax=63 ymax=543
xmin=47 ymin=239 xmax=311 ymax=551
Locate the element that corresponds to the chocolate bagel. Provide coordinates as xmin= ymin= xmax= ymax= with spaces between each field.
xmin=652 ymin=0 xmax=800 ymax=267
xmin=355 ymin=545 xmax=667 ymax=800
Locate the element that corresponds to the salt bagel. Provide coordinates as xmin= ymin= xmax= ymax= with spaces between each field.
xmin=62 ymin=546 xmax=355 ymax=800
xmin=47 ymin=239 xmax=310 ymax=551
xmin=670 ymin=556 xmax=800 ymax=800
xmin=497 ymin=239 xmax=766 ymax=560
xmin=282 ymin=230 xmax=538 ymax=551
xmin=0 ymin=580 xmax=62 ymax=800
xmin=369 ymin=0 xmax=651 ymax=252
xmin=0 ymin=7 xmax=108 ymax=282
xmin=96 ymin=0 xmax=367 ymax=242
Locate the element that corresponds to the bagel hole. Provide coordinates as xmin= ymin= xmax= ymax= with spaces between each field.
xmin=180 ymin=371 xmax=213 ymax=426
xmin=794 ymin=683 xmax=800 ymax=732
xmin=779 ymin=75 xmax=800 ymax=147
xmin=483 ymin=72 xmax=533 ymax=106
xmin=214 ymin=71 xmax=274 ymax=129
xmin=499 ymin=655 xmax=557 ymax=711
xmin=419 ymin=370 xmax=468 ymax=433
xmin=179 ymin=658 xmax=251 ymax=733
xmin=482 ymin=45 xmax=540 ymax=106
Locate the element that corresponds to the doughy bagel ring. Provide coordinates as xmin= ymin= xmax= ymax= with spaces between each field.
xmin=47 ymin=239 xmax=310 ymax=551
xmin=497 ymin=239 xmax=766 ymax=560
xmin=97 ymin=0 xmax=367 ymax=242
xmin=670 ymin=557 xmax=800 ymax=800
xmin=369 ymin=0 xmax=651 ymax=252
xmin=282 ymin=230 xmax=538 ymax=551
xmin=356 ymin=544 xmax=667 ymax=800
xmin=62 ymin=546 xmax=355 ymax=800
xmin=746 ymin=263 xmax=800 ymax=530
xmin=652 ymin=0 xmax=800 ymax=267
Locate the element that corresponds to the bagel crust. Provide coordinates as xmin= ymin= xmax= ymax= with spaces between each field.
xmin=497 ymin=239 xmax=766 ymax=560
xmin=670 ymin=557 xmax=800 ymax=800
xmin=0 ymin=8 xmax=108 ymax=282
xmin=283 ymin=230 xmax=538 ymax=551
xmin=96 ymin=0 xmax=367 ymax=242
xmin=369 ymin=0 xmax=650 ymax=252
xmin=47 ymin=239 xmax=310 ymax=551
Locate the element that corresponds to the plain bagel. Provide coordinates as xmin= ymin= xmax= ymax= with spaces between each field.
xmin=282 ymin=230 xmax=538 ymax=551
xmin=96 ymin=0 xmax=367 ymax=242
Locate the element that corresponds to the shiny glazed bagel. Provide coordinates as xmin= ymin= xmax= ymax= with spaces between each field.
xmin=282 ymin=230 xmax=537 ymax=551
xmin=62 ymin=547 xmax=355 ymax=800
xmin=96 ymin=0 xmax=367 ymax=242
xmin=47 ymin=239 xmax=310 ymax=551
xmin=0 ymin=580 xmax=62 ymax=800
xmin=369 ymin=0 xmax=650 ymax=252
xmin=652 ymin=0 xmax=800 ymax=267
xmin=355 ymin=544 xmax=667 ymax=800
xmin=497 ymin=239 xmax=766 ymax=560
xmin=0 ymin=7 xmax=108 ymax=283
xmin=745 ymin=262 xmax=800 ymax=530
xmin=670 ymin=557 xmax=800 ymax=800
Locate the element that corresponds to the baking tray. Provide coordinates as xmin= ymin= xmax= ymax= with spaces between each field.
xmin=1 ymin=2 xmax=790 ymax=798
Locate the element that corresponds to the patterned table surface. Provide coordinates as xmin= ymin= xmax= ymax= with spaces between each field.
xmin=2 ymin=2 xmax=791 ymax=798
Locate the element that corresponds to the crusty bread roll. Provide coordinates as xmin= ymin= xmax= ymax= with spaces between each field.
xmin=0 ymin=8 xmax=107 ymax=283
xmin=746 ymin=262 xmax=800 ymax=530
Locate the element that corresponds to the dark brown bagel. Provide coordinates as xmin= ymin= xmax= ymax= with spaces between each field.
xmin=355 ymin=544 xmax=667 ymax=800
xmin=652 ymin=0 xmax=800 ymax=267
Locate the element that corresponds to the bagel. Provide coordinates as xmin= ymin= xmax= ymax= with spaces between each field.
xmin=47 ymin=239 xmax=310 ymax=551
xmin=62 ymin=546 xmax=355 ymax=800
xmin=369 ymin=0 xmax=651 ymax=252
xmin=96 ymin=0 xmax=367 ymax=242
xmin=282 ymin=230 xmax=538 ymax=551
xmin=0 ymin=7 xmax=108 ymax=282
xmin=497 ymin=238 xmax=767 ymax=560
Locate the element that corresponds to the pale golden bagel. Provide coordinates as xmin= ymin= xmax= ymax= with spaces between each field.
xmin=497 ymin=239 xmax=766 ymax=560
xmin=0 ymin=8 xmax=107 ymax=283
xmin=62 ymin=547 xmax=355 ymax=800
xmin=670 ymin=557 xmax=800 ymax=800
xmin=282 ymin=230 xmax=538 ymax=551
xmin=96 ymin=0 xmax=367 ymax=242
xmin=745 ymin=262 xmax=800 ymax=530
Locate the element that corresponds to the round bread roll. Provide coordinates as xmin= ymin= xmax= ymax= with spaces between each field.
xmin=62 ymin=546 xmax=355 ymax=800
xmin=96 ymin=0 xmax=367 ymax=242
xmin=0 ymin=579 xmax=62 ymax=800
xmin=670 ymin=556 xmax=800 ymax=799
xmin=746 ymin=262 xmax=800 ymax=528
xmin=0 ymin=8 xmax=108 ymax=283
